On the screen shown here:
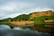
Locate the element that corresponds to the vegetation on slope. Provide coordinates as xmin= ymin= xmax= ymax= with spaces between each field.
xmin=0 ymin=11 xmax=54 ymax=26
xmin=14 ymin=14 xmax=30 ymax=21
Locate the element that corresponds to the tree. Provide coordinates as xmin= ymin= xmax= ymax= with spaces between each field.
xmin=14 ymin=14 xmax=30 ymax=21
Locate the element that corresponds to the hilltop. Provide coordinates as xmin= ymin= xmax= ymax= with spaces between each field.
xmin=30 ymin=10 xmax=54 ymax=19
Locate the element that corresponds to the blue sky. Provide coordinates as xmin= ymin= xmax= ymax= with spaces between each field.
xmin=0 ymin=0 xmax=54 ymax=19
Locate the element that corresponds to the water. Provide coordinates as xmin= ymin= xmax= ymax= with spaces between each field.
xmin=0 ymin=24 xmax=54 ymax=36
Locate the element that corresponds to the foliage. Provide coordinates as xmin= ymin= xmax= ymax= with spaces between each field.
xmin=14 ymin=14 xmax=30 ymax=21
xmin=0 ymin=22 xmax=10 ymax=25
xmin=30 ymin=16 xmax=54 ymax=21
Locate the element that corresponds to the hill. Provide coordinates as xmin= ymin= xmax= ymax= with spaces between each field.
xmin=0 ymin=10 xmax=54 ymax=24
xmin=1 ymin=10 xmax=54 ymax=21
xmin=0 ymin=10 xmax=54 ymax=32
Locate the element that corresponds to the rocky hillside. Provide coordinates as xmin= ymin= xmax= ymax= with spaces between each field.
xmin=30 ymin=10 xmax=54 ymax=19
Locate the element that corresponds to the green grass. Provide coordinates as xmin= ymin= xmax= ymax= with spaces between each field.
xmin=31 ymin=16 xmax=54 ymax=21
xmin=0 ymin=22 xmax=10 ymax=25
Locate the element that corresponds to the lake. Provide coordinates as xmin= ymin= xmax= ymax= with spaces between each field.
xmin=0 ymin=24 xmax=54 ymax=36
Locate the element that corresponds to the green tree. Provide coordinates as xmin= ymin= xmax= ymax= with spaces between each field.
xmin=14 ymin=14 xmax=30 ymax=21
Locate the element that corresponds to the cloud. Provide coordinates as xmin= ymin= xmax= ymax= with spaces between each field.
xmin=0 ymin=2 xmax=17 ymax=11
xmin=26 ymin=8 xmax=53 ymax=12
xmin=0 ymin=0 xmax=54 ymax=19
xmin=0 ymin=12 xmax=30 ymax=20
xmin=0 ymin=1 xmax=35 ymax=19
xmin=0 ymin=1 xmax=34 ymax=12
xmin=0 ymin=1 xmax=34 ymax=19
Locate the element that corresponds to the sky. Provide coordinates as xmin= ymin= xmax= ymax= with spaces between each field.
xmin=0 ymin=0 xmax=54 ymax=19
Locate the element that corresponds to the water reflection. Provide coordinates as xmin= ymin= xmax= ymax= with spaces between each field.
xmin=0 ymin=25 xmax=54 ymax=36
xmin=13 ymin=27 xmax=23 ymax=30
